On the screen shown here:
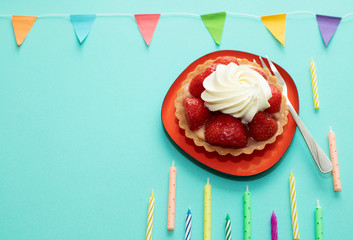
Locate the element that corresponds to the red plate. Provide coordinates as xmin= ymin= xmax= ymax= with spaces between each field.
xmin=162 ymin=50 xmax=299 ymax=176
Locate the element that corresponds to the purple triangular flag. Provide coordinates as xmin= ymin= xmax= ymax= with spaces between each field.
xmin=316 ymin=14 xmax=341 ymax=47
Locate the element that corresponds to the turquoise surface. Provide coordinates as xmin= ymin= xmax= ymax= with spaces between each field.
xmin=0 ymin=0 xmax=351 ymax=239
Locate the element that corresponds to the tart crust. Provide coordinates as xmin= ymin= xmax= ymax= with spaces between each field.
xmin=174 ymin=57 xmax=289 ymax=156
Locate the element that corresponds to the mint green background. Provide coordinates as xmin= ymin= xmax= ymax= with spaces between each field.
xmin=0 ymin=0 xmax=352 ymax=239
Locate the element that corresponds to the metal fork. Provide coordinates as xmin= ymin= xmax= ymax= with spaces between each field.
xmin=259 ymin=56 xmax=333 ymax=173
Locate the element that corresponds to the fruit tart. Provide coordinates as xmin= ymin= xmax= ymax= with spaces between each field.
xmin=174 ymin=56 xmax=289 ymax=156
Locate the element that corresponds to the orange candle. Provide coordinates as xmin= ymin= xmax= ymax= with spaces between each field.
xmin=329 ymin=127 xmax=341 ymax=191
xmin=167 ymin=161 xmax=177 ymax=230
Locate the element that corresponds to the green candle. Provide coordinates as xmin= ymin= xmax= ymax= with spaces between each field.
xmin=244 ymin=185 xmax=251 ymax=240
xmin=315 ymin=200 xmax=323 ymax=240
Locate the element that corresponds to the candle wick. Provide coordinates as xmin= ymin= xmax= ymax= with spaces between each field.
xmin=172 ymin=161 xmax=175 ymax=167
xmin=246 ymin=185 xmax=249 ymax=192
xmin=330 ymin=126 xmax=332 ymax=132
xmin=317 ymin=199 xmax=320 ymax=207
xmin=207 ymin=177 xmax=209 ymax=185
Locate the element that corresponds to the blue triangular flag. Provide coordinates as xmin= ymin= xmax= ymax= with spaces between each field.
xmin=70 ymin=14 xmax=96 ymax=44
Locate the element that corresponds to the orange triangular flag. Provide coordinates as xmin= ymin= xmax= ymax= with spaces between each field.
xmin=12 ymin=15 xmax=37 ymax=46
xmin=261 ymin=14 xmax=286 ymax=46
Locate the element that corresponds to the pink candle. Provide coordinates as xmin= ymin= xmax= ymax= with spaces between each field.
xmin=329 ymin=127 xmax=341 ymax=191
xmin=167 ymin=161 xmax=176 ymax=230
xmin=271 ymin=210 xmax=278 ymax=240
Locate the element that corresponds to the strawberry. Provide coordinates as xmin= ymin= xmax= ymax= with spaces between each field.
xmin=184 ymin=97 xmax=211 ymax=130
xmin=251 ymin=67 xmax=268 ymax=80
xmin=265 ymin=84 xmax=282 ymax=114
xmin=248 ymin=112 xmax=278 ymax=141
xmin=205 ymin=114 xmax=247 ymax=148
xmin=188 ymin=64 xmax=216 ymax=97
xmin=214 ymin=56 xmax=239 ymax=65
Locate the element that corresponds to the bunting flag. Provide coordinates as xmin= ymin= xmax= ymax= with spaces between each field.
xmin=200 ymin=12 xmax=226 ymax=45
xmin=261 ymin=13 xmax=286 ymax=46
xmin=12 ymin=15 xmax=37 ymax=46
xmin=70 ymin=14 xmax=96 ymax=44
xmin=134 ymin=14 xmax=161 ymax=46
xmin=316 ymin=14 xmax=341 ymax=47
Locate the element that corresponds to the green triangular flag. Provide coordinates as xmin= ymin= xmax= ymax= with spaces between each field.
xmin=201 ymin=12 xmax=226 ymax=45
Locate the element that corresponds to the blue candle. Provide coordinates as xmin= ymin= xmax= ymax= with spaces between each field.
xmin=185 ymin=208 xmax=192 ymax=240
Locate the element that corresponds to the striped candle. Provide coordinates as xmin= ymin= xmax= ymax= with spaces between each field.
xmin=225 ymin=214 xmax=232 ymax=240
xmin=315 ymin=200 xmax=323 ymax=240
xmin=146 ymin=190 xmax=155 ymax=240
xmin=289 ymin=171 xmax=299 ymax=240
xmin=244 ymin=185 xmax=251 ymax=240
xmin=204 ymin=177 xmax=211 ymax=240
xmin=310 ymin=58 xmax=320 ymax=109
xmin=271 ymin=211 xmax=278 ymax=240
xmin=185 ymin=208 xmax=192 ymax=240
xmin=167 ymin=161 xmax=177 ymax=230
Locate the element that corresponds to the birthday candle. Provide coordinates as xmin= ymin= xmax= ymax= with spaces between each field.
xmin=167 ymin=161 xmax=176 ymax=230
xmin=271 ymin=211 xmax=278 ymax=240
xmin=315 ymin=200 xmax=323 ymax=240
xmin=329 ymin=127 xmax=341 ymax=191
xmin=204 ymin=178 xmax=211 ymax=240
xmin=289 ymin=171 xmax=299 ymax=240
xmin=244 ymin=185 xmax=251 ymax=240
xmin=185 ymin=208 xmax=192 ymax=240
xmin=225 ymin=214 xmax=232 ymax=240
xmin=310 ymin=58 xmax=320 ymax=109
xmin=146 ymin=190 xmax=155 ymax=240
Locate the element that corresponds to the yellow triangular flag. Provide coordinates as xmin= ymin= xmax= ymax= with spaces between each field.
xmin=12 ymin=15 xmax=37 ymax=46
xmin=261 ymin=14 xmax=286 ymax=46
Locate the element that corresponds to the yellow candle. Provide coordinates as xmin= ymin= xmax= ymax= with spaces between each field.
xmin=146 ymin=190 xmax=155 ymax=240
xmin=167 ymin=161 xmax=177 ymax=230
xmin=204 ymin=177 xmax=211 ymax=240
xmin=310 ymin=58 xmax=320 ymax=109
xmin=289 ymin=171 xmax=299 ymax=240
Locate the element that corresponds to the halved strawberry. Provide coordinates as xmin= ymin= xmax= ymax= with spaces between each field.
xmin=265 ymin=84 xmax=282 ymax=114
xmin=184 ymin=97 xmax=211 ymax=130
xmin=249 ymin=112 xmax=278 ymax=141
xmin=205 ymin=114 xmax=247 ymax=148
xmin=251 ymin=67 xmax=268 ymax=80
xmin=214 ymin=56 xmax=239 ymax=65
xmin=188 ymin=65 xmax=216 ymax=97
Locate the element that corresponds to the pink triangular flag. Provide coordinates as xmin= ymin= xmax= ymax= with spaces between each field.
xmin=316 ymin=14 xmax=341 ymax=47
xmin=134 ymin=14 xmax=160 ymax=46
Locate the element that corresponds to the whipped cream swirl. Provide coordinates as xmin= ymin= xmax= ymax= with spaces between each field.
xmin=201 ymin=62 xmax=272 ymax=123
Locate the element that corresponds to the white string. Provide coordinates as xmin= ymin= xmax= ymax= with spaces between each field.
xmin=38 ymin=14 xmax=70 ymax=18
xmin=287 ymin=10 xmax=316 ymax=15
xmin=0 ymin=11 xmax=351 ymax=19
xmin=162 ymin=12 xmax=199 ymax=17
xmin=96 ymin=13 xmax=134 ymax=17
xmin=342 ymin=12 xmax=353 ymax=19
xmin=226 ymin=11 xmax=260 ymax=18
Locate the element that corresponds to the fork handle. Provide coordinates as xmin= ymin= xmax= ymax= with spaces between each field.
xmin=287 ymin=104 xmax=333 ymax=173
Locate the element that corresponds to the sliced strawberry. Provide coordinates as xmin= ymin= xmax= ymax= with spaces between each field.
xmin=214 ymin=56 xmax=239 ymax=65
xmin=189 ymin=64 xmax=216 ymax=97
xmin=251 ymin=67 xmax=268 ymax=80
xmin=205 ymin=114 xmax=247 ymax=148
xmin=249 ymin=112 xmax=278 ymax=141
xmin=265 ymin=84 xmax=282 ymax=114
xmin=184 ymin=97 xmax=211 ymax=130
